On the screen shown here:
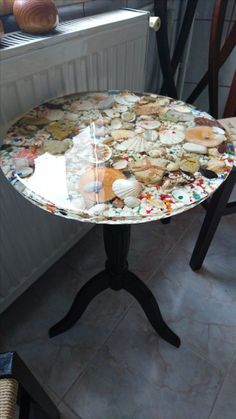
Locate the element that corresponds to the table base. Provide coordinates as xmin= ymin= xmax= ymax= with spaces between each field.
xmin=49 ymin=225 xmax=181 ymax=348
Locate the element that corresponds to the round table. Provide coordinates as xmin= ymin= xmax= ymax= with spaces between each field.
xmin=1 ymin=91 xmax=235 ymax=348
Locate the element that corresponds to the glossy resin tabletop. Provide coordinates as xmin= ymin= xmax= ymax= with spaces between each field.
xmin=0 ymin=91 xmax=235 ymax=224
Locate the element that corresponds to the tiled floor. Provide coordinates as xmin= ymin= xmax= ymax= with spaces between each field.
xmin=0 ymin=206 xmax=236 ymax=419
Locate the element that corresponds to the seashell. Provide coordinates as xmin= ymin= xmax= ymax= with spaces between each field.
xmin=45 ymin=109 xmax=64 ymax=121
xmin=113 ymin=159 xmax=128 ymax=170
xmin=13 ymin=0 xmax=59 ymax=34
xmin=112 ymin=178 xmax=142 ymax=199
xmin=64 ymin=112 xmax=78 ymax=122
xmin=134 ymin=168 xmax=164 ymax=185
xmin=17 ymin=166 xmax=33 ymax=178
xmin=103 ymin=109 xmax=119 ymax=118
xmin=88 ymin=203 xmax=107 ymax=216
xmin=172 ymin=188 xmax=191 ymax=204
xmin=164 ymin=109 xmax=194 ymax=123
xmin=124 ymin=94 xmax=139 ymax=103
xmin=138 ymin=120 xmax=161 ymax=130
xmin=200 ymin=167 xmax=218 ymax=179
xmin=185 ymin=126 xmax=225 ymax=147
xmin=121 ymin=111 xmax=136 ymax=122
xmin=206 ymin=159 xmax=225 ymax=173
xmin=148 ymin=148 xmax=166 ymax=158
xmin=98 ymin=97 xmax=115 ymax=109
xmin=194 ymin=116 xmax=222 ymax=127
xmin=167 ymin=162 xmax=180 ymax=171
xmin=42 ymin=139 xmax=72 ymax=154
xmin=183 ymin=142 xmax=207 ymax=154
xmin=180 ymin=158 xmax=200 ymax=174
xmin=124 ymin=196 xmax=140 ymax=208
xmin=143 ymin=130 xmax=158 ymax=142
xmin=159 ymin=129 xmax=185 ymax=145
xmin=115 ymin=96 xmax=129 ymax=106
xmin=83 ymin=181 xmax=103 ymax=194
xmin=116 ymin=136 xmax=151 ymax=153
xmin=70 ymin=197 xmax=86 ymax=211
xmin=135 ymin=103 xmax=160 ymax=116
xmin=162 ymin=170 xmax=194 ymax=191
xmin=212 ymin=127 xmax=225 ymax=135
xmin=114 ymin=105 xmax=128 ymax=113
xmin=111 ymin=118 xmax=122 ymax=130
xmin=111 ymin=129 xmax=135 ymax=141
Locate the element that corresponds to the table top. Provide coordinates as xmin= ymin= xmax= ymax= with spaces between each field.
xmin=0 ymin=91 xmax=235 ymax=224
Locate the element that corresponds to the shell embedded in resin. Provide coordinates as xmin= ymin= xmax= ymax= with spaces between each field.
xmin=1 ymin=90 xmax=234 ymax=224
xmin=112 ymin=178 xmax=142 ymax=199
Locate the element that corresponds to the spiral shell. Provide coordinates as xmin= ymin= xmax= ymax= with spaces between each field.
xmin=13 ymin=0 xmax=59 ymax=34
xmin=112 ymin=178 xmax=142 ymax=199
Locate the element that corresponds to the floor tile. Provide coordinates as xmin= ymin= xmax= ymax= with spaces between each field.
xmin=209 ymin=356 xmax=236 ymax=419
xmin=59 ymin=402 xmax=82 ymax=419
xmin=148 ymin=238 xmax=236 ymax=372
xmin=0 ymin=260 xmax=131 ymax=400
xmin=64 ymin=306 xmax=222 ymax=419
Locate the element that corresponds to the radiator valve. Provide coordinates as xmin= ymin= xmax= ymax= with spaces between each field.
xmin=149 ymin=16 xmax=161 ymax=32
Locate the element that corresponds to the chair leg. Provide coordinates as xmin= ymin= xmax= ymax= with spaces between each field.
xmin=190 ymin=172 xmax=236 ymax=271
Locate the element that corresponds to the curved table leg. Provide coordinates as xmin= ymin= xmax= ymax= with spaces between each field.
xmin=124 ymin=271 xmax=181 ymax=348
xmin=49 ymin=270 xmax=109 ymax=338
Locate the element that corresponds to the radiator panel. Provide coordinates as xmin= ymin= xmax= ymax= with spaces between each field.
xmin=0 ymin=9 xmax=149 ymax=312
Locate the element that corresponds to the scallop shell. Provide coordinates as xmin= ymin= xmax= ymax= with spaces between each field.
xmin=124 ymin=196 xmax=140 ymax=208
xmin=138 ymin=120 xmax=161 ymax=130
xmin=112 ymin=178 xmax=142 ymax=199
xmin=159 ymin=130 xmax=185 ymax=145
xmin=172 ymin=188 xmax=191 ymax=204
xmin=116 ymin=136 xmax=151 ymax=152
xmin=113 ymin=159 xmax=128 ymax=170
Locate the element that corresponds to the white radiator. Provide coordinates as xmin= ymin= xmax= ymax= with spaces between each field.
xmin=0 ymin=9 xmax=149 ymax=312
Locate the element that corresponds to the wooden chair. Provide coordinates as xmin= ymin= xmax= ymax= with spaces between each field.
xmin=154 ymin=0 xmax=236 ymax=267
xmin=0 ymin=352 xmax=60 ymax=419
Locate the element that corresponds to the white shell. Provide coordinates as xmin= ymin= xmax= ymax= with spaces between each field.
xmin=17 ymin=167 xmax=33 ymax=178
xmin=124 ymin=94 xmax=139 ymax=103
xmin=212 ymin=127 xmax=225 ymax=135
xmin=112 ymin=178 xmax=142 ymax=199
xmin=98 ymin=97 xmax=115 ymax=109
xmin=111 ymin=118 xmax=122 ymax=130
xmin=88 ymin=203 xmax=108 ymax=216
xmin=70 ymin=197 xmax=86 ymax=211
xmin=159 ymin=130 xmax=185 ymax=145
xmin=113 ymin=159 xmax=128 ymax=170
xmin=138 ymin=120 xmax=161 ymax=130
xmin=121 ymin=111 xmax=136 ymax=122
xmin=124 ymin=196 xmax=140 ymax=208
xmin=104 ymin=109 xmax=119 ymax=118
xmin=116 ymin=136 xmax=151 ymax=152
xmin=45 ymin=110 xmax=64 ymax=121
xmin=172 ymin=188 xmax=191 ymax=204
xmin=183 ymin=142 xmax=207 ymax=154
xmin=143 ymin=130 xmax=158 ymax=142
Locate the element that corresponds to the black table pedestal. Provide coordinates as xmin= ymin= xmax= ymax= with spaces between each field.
xmin=49 ymin=225 xmax=180 ymax=348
